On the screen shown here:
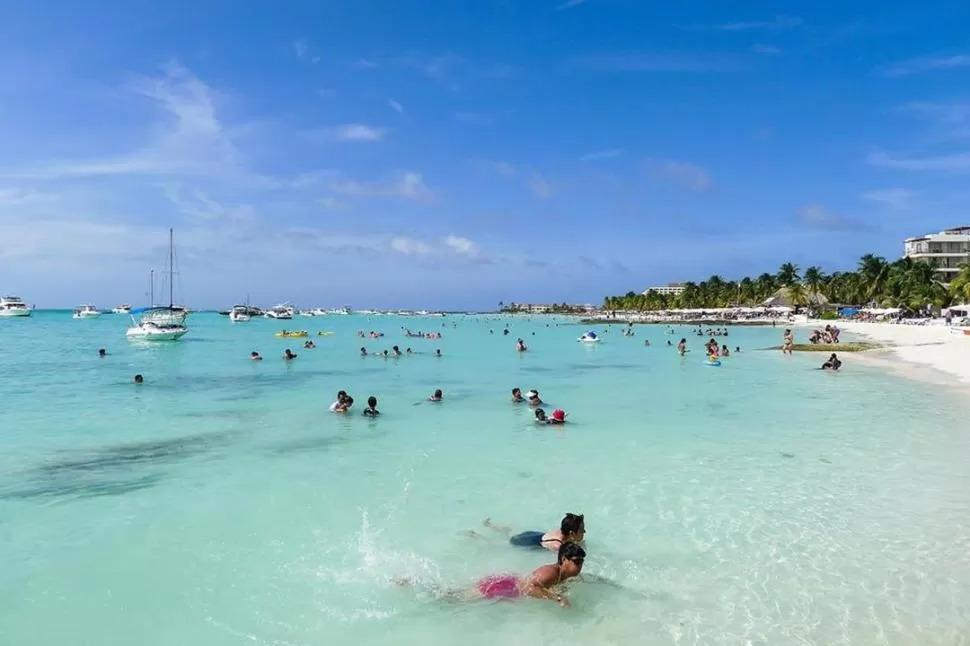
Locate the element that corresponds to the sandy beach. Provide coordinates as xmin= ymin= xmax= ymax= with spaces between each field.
xmin=801 ymin=321 xmax=970 ymax=384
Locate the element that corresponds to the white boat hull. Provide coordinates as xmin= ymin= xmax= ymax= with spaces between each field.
xmin=229 ymin=312 xmax=251 ymax=322
xmin=0 ymin=308 xmax=31 ymax=317
xmin=74 ymin=312 xmax=101 ymax=319
xmin=127 ymin=325 xmax=188 ymax=341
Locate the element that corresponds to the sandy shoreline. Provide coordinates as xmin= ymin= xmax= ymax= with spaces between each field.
xmin=797 ymin=321 xmax=970 ymax=385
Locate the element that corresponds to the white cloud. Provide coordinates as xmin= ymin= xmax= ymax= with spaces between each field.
xmin=528 ymin=175 xmax=554 ymax=199
xmin=678 ymin=15 xmax=801 ymax=31
xmin=860 ymin=188 xmax=915 ymax=211
xmin=580 ymin=149 xmax=622 ymax=161
xmin=795 ymin=204 xmax=870 ymax=231
xmin=317 ymin=196 xmax=347 ymax=211
xmin=556 ymin=0 xmax=587 ymax=10
xmin=443 ymin=235 xmax=479 ymax=256
xmin=329 ymin=172 xmax=435 ymax=201
xmin=391 ymin=236 xmax=432 ymax=255
xmin=751 ymin=44 xmax=782 ymax=55
xmin=645 ymin=158 xmax=712 ymax=191
xmin=388 ymin=100 xmax=404 ymax=113
xmin=332 ymin=123 xmax=386 ymax=142
xmin=571 ymin=52 xmax=735 ymax=73
xmin=867 ymin=151 xmax=970 ymax=172
xmin=471 ymin=160 xmax=517 ymax=177
xmin=883 ymin=55 xmax=970 ymax=77
xmin=294 ymin=39 xmax=309 ymax=58
xmin=352 ymin=59 xmax=380 ymax=69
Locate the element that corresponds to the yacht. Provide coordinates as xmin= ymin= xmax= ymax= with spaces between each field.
xmin=229 ymin=305 xmax=252 ymax=322
xmin=127 ymin=229 xmax=189 ymax=341
xmin=0 ymin=296 xmax=31 ymax=317
xmin=265 ymin=303 xmax=294 ymax=320
xmin=112 ymin=304 xmax=132 ymax=314
xmin=73 ymin=304 xmax=101 ymax=319
xmin=327 ymin=306 xmax=351 ymax=315
xmin=310 ymin=307 xmax=328 ymax=316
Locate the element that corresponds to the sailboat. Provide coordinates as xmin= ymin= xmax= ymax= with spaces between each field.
xmin=126 ymin=229 xmax=189 ymax=341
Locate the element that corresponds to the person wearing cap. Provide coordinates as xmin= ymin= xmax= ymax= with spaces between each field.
xmin=548 ymin=409 xmax=567 ymax=425
xmin=527 ymin=390 xmax=542 ymax=407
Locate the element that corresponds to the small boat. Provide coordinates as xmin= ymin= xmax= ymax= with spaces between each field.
xmin=705 ymin=359 xmax=722 ymax=367
xmin=112 ymin=304 xmax=132 ymax=314
xmin=73 ymin=304 xmax=101 ymax=319
xmin=127 ymin=229 xmax=188 ymax=342
xmin=578 ymin=331 xmax=600 ymax=343
xmin=317 ymin=331 xmax=335 ymax=336
xmin=0 ymin=295 xmax=32 ymax=317
xmin=275 ymin=330 xmax=309 ymax=338
xmin=266 ymin=303 xmax=294 ymax=319
xmin=229 ymin=305 xmax=251 ymax=322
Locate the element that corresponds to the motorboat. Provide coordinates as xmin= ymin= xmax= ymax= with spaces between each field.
xmin=265 ymin=303 xmax=294 ymax=319
xmin=578 ymin=331 xmax=600 ymax=343
xmin=112 ymin=304 xmax=132 ymax=314
xmin=328 ymin=306 xmax=350 ymax=315
xmin=73 ymin=304 xmax=101 ymax=319
xmin=298 ymin=309 xmax=315 ymax=317
xmin=229 ymin=305 xmax=252 ymax=322
xmin=310 ymin=308 xmax=328 ymax=316
xmin=127 ymin=229 xmax=189 ymax=341
xmin=0 ymin=295 xmax=31 ymax=317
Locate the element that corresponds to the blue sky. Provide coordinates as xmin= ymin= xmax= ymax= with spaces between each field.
xmin=2 ymin=0 xmax=970 ymax=309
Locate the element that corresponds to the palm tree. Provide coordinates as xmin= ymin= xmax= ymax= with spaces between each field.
xmin=787 ymin=281 xmax=808 ymax=307
xmin=857 ymin=254 xmax=890 ymax=303
xmin=802 ymin=266 xmax=826 ymax=300
xmin=777 ymin=263 xmax=800 ymax=287
xmin=949 ymin=263 xmax=970 ymax=303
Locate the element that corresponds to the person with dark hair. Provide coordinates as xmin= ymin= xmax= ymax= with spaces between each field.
xmin=133 ymin=374 xmax=144 ymax=384
xmin=475 ymin=513 xmax=586 ymax=552
xmin=362 ymin=396 xmax=380 ymax=417
xmin=511 ymin=387 xmax=524 ymax=403
xmin=399 ymin=542 xmax=586 ymax=607
xmin=821 ymin=353 xmax=842 ymax=371
xmin=429 ymin=389 xmax=443 ymax=402
xmin=98 ymin=348 xmax=107 ymax=357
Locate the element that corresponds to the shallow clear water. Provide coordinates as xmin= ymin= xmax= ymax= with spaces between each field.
xmin=1 ymin=312 xmax=968 ymax=645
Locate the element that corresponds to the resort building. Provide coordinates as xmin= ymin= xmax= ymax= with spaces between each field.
xmin=904 ymin=226 xmax=970 ymax=284
xmin=642 ymin=283 xmax=686 ymax=297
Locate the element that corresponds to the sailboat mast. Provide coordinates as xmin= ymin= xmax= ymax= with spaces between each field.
xmin=169 ymin=228 xmax=174 ymax=309
xmin=150 ymin=269 xmax=155 ymax=307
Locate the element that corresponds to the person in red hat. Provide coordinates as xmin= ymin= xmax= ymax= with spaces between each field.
xmin=549 ymin=409 xmax=567 ymax=425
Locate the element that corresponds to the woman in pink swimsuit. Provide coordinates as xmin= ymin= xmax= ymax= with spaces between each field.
xmin=472 ymin=543 xmax=586 ymax=606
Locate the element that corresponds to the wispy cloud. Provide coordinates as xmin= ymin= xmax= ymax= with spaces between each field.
xmin=795 ymin=204 xmax=871 ymax=231
xmin=388 ymin=100 xmax=404 ymax=114
xmin=304 ymin=123 xmax=386 ymax=142
xmin=645 ymin=158 xmax=712 ymax=191
xmin=390 ymin=236 xmax=433 ymax=255
xmin=528 ymin=175 xmax=554 ymax=199
xmin=751 ymin=44 xmax=782 ymax=55
xmin=897 ymin=101 xmax=970 ymax=139
xmin=329 ymin=172 xmax=436 ymax=201
xmin=677 ymin=15 xmax=802 ymax=32
xmin=443 ymin=234 xmax=479 ymax=257
xmin=352 ymin=59 xmax=380 ymax=69
xmin=580 ymin=149 xmax=622 ymax=162
xmin=867 ymin=151 xmax=970 ymax=172
xmin=883 ymin=55 xmax=970 ymax=77
xmin=317 ymin=196 xmax=348 ymax=211
xmin=470 ymin=159 xmax=517 ymax=178
xmin=570 ymin=52 xmax=736 ymax=73
xmin=556 ymin=0 xmax=587 ymax=10
xmin=860 ymin=188 xmax=915 ymax=211
xmin=294 ymin=39 xmax=309 ymax=58
xmin=454 ymin=111 xmax=492 ymax=125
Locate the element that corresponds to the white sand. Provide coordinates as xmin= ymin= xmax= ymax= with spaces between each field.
xmin=803 ymin=321 xmax=970 ymax=384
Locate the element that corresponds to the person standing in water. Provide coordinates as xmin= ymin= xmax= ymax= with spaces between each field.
xmin=677 ymin=338 xmax=687 ymax=356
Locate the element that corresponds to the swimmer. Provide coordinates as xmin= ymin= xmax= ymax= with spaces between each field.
xmin=511 ymin=387 xmax=524 ymax=403
xmin=435 ymin=349 xmax=442 ymax=357
xmin=548 ymin=409 xmax=567 ymax=425
xmin=526 ymin=390 xmax=543 ymax=406
xmin=406 ymin=348 xmax=413 ymax=354
xmin=251 ymin=351 xmax=263 ymax=361
xmin=392 ymin=345 xmax=402 ymax=357
xmin=721 ymin=345 xmax=730 ymax=357
xmin=644 ymin=340 xmax=650 ymax=347
xmin=479 ymin=513 xmax=586 ymax=553
xmin=735 ymin=346 xmax=741 ymax=353
xmin=677 ymin=338 xmax=687 ymax=356
xmin=535 ymin=408 xmax=548 ymax=423
xmin=329 ymin=390 xmax=349 ymax=412
xmin=429 ymin=389 xmax=443 ymax=402
xmin=98 ymin=348 xmax=107 ymax=357
xmin=362 ymin=395 xmax=380 ymax=417
xmin=400 ymin=542 xmax=586 ymax=608
xmin=360 ymin=347 xmax=367 ymax=356
xmin=303 ymin=340 xmax=316 ymax=349
xmin=133 ymin=374 xmax=144 ymax=384
xmin=283 ymin=349 xmax=297 ymax=360
xmin=821 ymin=353 xmax=842 ymax=371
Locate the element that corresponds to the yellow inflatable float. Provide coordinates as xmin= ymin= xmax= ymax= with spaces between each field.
xmin=275 ymin=330 xmax=309 ymax=338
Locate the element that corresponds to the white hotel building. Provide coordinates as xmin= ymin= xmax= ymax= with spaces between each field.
xmin=903 ymin=226 xmax=970 ymax=285
xmin=642 ymin=283 xmax=686 ymax=296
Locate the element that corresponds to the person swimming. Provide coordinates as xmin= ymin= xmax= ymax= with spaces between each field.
xmin=133 ymin=374 xmax=144 ymax=384
xmin=392 ymin=345 xmax=402 ymax=357
xmin=98 ymin=348 xmax=107 ymax=357
xmin=478 ymin=513 xmax=585 ymax=553
xmin=429 ymin=389 xmax=443 ymax=402
xmin=821 ymin=353 xmax=842 ymax=371
xmin=362 ymin=395 xmax=380 ymax=416
xmin=360 ymin=347 xmax=367 ymax=356
xmin=526 ymin=390 xmax=542 ymax=407
xmin=721 ymin=344 xmax=730 ymax=357
xmin=402 ymin=542 xmax=586 ymax=607
xmin=516 ymin=338 xmax=527 ymax=352
xmin=535 ymin=408 xmax=548 ymax=423
xmin=435 ymin=349 xmax=441 ymax=357
xmin=283 ymin=349 xmax=298 ymax=360
xmin=303 ymin=340 xmax=316 ymax=349
xmin=251 ymin=351 xmax=262 ymax=361
xmin=511 ymin=387 xmax=524 ymax=403
xmin=330 ymin=390 xmax=350 ymax=412
xmin=677 ymin=338 xmax=687 ymax=355
xmin=548 ymin=409 xmax=567 ymax=425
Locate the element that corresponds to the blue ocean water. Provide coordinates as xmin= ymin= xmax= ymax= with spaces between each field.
xmin=1 ymin=312 xmax=968 ymax=645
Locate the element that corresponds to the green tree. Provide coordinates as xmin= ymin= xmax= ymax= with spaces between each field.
xmin=777 ymin=263 xmax=800 ymax=287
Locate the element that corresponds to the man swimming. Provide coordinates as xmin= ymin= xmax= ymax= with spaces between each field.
xmin=511 ymin=387 xmax=524 ymax=403
xmin=821 ymin=353 xmax=842 ymax=371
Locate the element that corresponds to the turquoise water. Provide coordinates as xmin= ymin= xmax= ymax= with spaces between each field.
xmin=1 ymin=312 xmax=968 ymax=645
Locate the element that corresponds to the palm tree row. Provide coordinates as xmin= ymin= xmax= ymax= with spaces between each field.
xmin=603 ymin=255 xmax=970 ymax=312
